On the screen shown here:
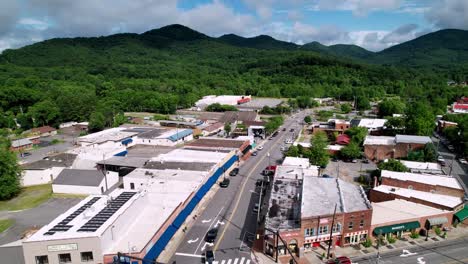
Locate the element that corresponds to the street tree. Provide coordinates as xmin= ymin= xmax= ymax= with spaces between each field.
xmin=378 ymin=159 xmax=408 ymax=172
xmin=89 ymin=111 xmax=106 ymax=132
xmin=304 ymin=115 xmax=312 ymax=124
xmin=405 ymin=102 xmax=435 ymax=136
xmin=345 ymin=127 xmax=368 ymax=146
xmin=309 ymin=131 xmax=329 ymax=167
xmin=378 ymin=99 xmax=405 ymax=117
xmin=0 ymin=138 xmax=21 ymax=200
xmin=28 ymin=100 xmax=60 ymax=127
xmin=340 ymin=142 xmax=361 ymax=159
xmin=340 ymin=103 xmax=352 ymax=114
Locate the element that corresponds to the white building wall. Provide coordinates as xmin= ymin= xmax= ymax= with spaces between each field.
xmin=133 ymin=134 xmax=193 ymax=146
xmin=21 ymin=167 xmax=65 ymax=187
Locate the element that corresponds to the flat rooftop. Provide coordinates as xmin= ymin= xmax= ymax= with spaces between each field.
xmin=358 ymin=119 xmax=387 ymax=129
xmin=185 ymin=138 xmax=247 ymax=149
xmin=135 ymin=128 xmax=168 ymax=139
xmin=381 ymin=170 xmax=462 ymax=190
xmin=126 ymin=145 xmax=175 ymax=159
xmin=151 ymin=149 xmax=229 ymax=164
xmin=282 ymin=157 xmax=311 ymax=168
xmin=302 ymin=178 xmax=371 ymax=218
xmin=78 ymin=127 xmax=138 ymax=144
xmin=373 ymin=185 xmax=463 ymax=208
xmin=395 ymin=134 xmax=432 ymax=144
xmin=26 ymin=189 xmax=138 ymax=242
xmin=96 ymin=156 xmax=149 ymax=168
xmin=399 ymin=160 xmax=442 ymax=173
xmin=364 ymin=136 xmax=395 ymax=146
xmin=53 ymin=169 xmax=104 ymax=186
xmin=22 ymin=153 xmax=77 ymax=170
xmin=144 ymin=161 xmax=216 ymax=171
xmin=372 ymin=199 xmax=450 ymax=226
xmin=236 ymin=98 xmax=283 ymax=109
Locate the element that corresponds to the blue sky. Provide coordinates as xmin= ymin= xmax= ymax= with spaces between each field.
xmin=0 ymin=0 xmax=467 ymax=52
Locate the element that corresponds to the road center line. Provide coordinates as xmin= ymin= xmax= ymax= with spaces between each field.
xmin=194 ymin=205 xmax=225 ymax=254
xmin=214 ymin=118 xmax=294 ymax=251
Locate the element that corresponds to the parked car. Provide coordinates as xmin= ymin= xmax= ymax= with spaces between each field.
xmin=251 ymin=151 xmax=258 ymax=156
xmin=204 ymin=250 xmax=215 ymax=263
xmin=290 ymin=128 xmax=294 ymax=132
xmin=229 ymin=168 xmax=239 ymax=176
xmin=322 ymin=174 xmax=332 ymax=178
xmin=205 ymin=228 xmax=218 ymax=243
xmin=459 ymin=158 xmax=467 ymax=164
xmin=448 ymin=145 xmax=455 ymax=151
xmin=351 ymin=159 xmax=358 ymax=163
xmin=280 ymin=146 xmax=288 ymax=152
xmin=219 ymin=178 xmax=230 ymax=188
xmin=362 ymin=159 xmax=369 ymax=164
xmin=282 ymin=128 xmax=286 ymax=131
xmin=252 ymin=203 xmax=260 ymax=213
xmin=437 ymin=155 xmax=446 ymax=166
xmin=272 ymin=131 xmax=279 ymax=137
xmin=21 ymin=152 xmax=31 ymax=157
xmin=257 ymin=146 xmax=264 ymax=150
xmin=327 ymin=256 xmax=351 ymax=264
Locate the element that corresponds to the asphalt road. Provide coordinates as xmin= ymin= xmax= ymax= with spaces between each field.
xmin=352 ymin=238 xmax=468 ymax=264
xmin=433 ymin=137 xmax=468 ymax=191
xmin=17 ymin=134 xmax=76 ymax=164
xmin=171 ymin=110 xmax=309 ymax=264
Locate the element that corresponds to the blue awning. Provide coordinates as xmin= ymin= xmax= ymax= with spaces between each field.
xmin=121 ymin=138 xmax=133 ymax=145
xmin=114 ymin=150 xmax=128 ymax=157
xmin=167 ymin=129 xmax=193 ymax=142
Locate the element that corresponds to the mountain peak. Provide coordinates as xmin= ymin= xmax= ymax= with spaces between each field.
xmin=143 ymin=24 xmax=208 ymax=41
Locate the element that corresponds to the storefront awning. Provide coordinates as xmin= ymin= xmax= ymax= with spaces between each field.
xmin=427 ymin=217 xmax=448 ymax=226
xmin=373 ymin=221 xmax=420 ymax=235
xmin=455 ymin=205 xmax=468 ymax=222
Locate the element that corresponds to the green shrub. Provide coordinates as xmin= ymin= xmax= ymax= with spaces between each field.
xmin=387 ymin=234 xmax=396 ymax=244
xmin=362 ymin=238 xmax=372 ymax=248
xmin=434 ymin=226 xmax=442 ymax=236
xmin=410 ymin=231 xmax=420 ymax=239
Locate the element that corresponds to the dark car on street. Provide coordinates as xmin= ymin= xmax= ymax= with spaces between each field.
xmin=251 ymin=151 xmax=258 ymax=156
xmin=229 ymin=168 xmax=239 ymax=176
xmin=205 ymin=228 xmax=218 ymax=243
xmin=220 ymin=178 xmax=230 ymax=188
xmin=327 ymin=256 xmax=351 ymax=264
xmin=204 ymin=250 xmax=215 ymax=263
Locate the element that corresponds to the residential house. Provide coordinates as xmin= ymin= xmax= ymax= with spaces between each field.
xmin=31 ymin=126 xmax=57 ymax=137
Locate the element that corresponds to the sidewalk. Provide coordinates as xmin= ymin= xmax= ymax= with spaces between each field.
xmin=253 ymin=225 xmax=468 ymax=264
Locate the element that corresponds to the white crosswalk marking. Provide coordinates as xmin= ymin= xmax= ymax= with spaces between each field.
xmin=245 ymin=260 xmax=250 ymax=264
xmin=239 ymin=257 xmax=245 ymax=264
xmin=233 ymin=258 xmax=239 ymax=264
xmin=227 ymin=259 xmax=232 ymax=264
xmin=213 ymin=261 xmax=219 ymax=264
xmin=221 ymin=260 xmax=226 ymax=264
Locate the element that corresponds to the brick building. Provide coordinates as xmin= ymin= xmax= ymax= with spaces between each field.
xmin=309 ymin=119 xmax=350 ymax=138
xmin=263 ymin=160 xmax=372 ymax=260
xmin=380 ymin=170 xmax=464 ymax=198
xmin=364 ymin=135 xmax=432 ymax=161
xmin=371 ymin=200 xmax=453 ymax=240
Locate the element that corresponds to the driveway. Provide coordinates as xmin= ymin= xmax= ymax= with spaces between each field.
xmin=0 ymin=198 xmax=82 ymax=245
xmin=17 ymin=134 xmax=76 ymax=164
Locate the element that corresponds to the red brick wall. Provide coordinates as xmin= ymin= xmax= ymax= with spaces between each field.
xmin=369 ymin=189 xmax=459 ymax=211
xmin=342 ymin=209 xmax=373 ymax=235
xmin=364 ymin=145 xmax=394 ymax=161
xmin=381 ymin=178 xmax=465 ymax=198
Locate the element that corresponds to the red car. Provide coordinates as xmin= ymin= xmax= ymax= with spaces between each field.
xmin=327 ymin=256 xmax=351 ymax=264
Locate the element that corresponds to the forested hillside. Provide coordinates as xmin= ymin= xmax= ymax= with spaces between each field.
xmin=0 ymin=24 xmax=467 ymax=131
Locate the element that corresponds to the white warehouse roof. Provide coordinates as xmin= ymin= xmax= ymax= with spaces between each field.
xmin=381 ymin=170 xmax=462 ymax=190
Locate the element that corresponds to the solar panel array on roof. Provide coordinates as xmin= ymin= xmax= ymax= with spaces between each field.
xmin=77 ymin=192 xmax=136 ymax=233
xmin=44 ymin=197 xmax=101 ymax=236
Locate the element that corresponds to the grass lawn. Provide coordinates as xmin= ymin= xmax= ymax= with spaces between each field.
xmin=0 ymin=184 xmax=52 ymax=212
xmin=0 ymin=218 xmax=15 ymax=233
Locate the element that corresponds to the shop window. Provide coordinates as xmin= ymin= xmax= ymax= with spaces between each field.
xmin=332 ymin=223 xmax=342 ymax=232
xmin=319 ymin=225 xmax=329 ymax=235
xmin=81 ymin=252 xmax=94 ymax=262
xmin=35 ymin=255 xmax=49 ymax=264
xmin=58 ymin=253 xmax=71 ymax=264
xmin=130 ymin=183 xmax=135 ymax=190
xmin=304 ymin=228 xmax=315 ymax=236
xmin=348 ymin=221 xmax=354 ymax=230
xmin=360 ymin=220 xmax=364 ymax=228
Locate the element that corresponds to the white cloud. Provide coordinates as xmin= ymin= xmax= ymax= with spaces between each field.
xmin=314 ymin=0 xmax=403 ymax=16
xmin=426 ymin=0 xmax=468 ymax=30
xmin=18 ymin=18 xmax=50 ymax=31
xmin=0 ymin=0 xmax=20 ymax=35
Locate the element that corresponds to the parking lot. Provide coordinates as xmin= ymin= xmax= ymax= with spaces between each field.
xmin=323 ymin=159 xmax=377 ymax=184
xmin=0 ymin=198 xmax=82 ymax=245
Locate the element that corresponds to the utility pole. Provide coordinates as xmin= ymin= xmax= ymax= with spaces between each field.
xmin=448 ymin=155 xmax=456 ymax=176
xmin=257 ymin=180 xmax=264 ymax=223
xmin=326 ymin=204 xmax=337 ymax=259
xmin=377 ymin=230 xmax=382 ymax=263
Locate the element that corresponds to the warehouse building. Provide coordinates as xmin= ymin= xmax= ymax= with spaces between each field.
xmin=21 ymin=153 xmax=77 ymax=187
xmin=364 ymin=135 xmax=432 ymax=161
xmin=52 ymin=169 xmax=119 ymax=195
xmin=398 ymin=160 xmax=444 ymax=174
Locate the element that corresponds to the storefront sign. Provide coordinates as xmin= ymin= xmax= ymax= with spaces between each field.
xmin=282 ymin=231 xmax=300 ymax=238
xmin=391 ymin=225 xmax=405 ymax=231
xmin=319 ymin=218 xmax=329 ymax=224
xmin=47 ymin=243 xmax=78 ymax=252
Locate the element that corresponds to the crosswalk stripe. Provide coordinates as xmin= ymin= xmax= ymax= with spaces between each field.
xmin=213 ymin=261 xmax=219 ymax=264
xmin=221 ymin=260 xmax=226 ymax=264
xmin=245 ymin=260 xmax=250 ymax=264
xmin=227 ymin=259 xmax=232 ymax=264
xmin=233 ymin=258 xmax=239 ymax=264
xmin=239 ymin=257 xmax=245 ymax=264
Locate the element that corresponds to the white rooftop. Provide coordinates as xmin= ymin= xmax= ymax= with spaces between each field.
xmin=371 ymin=199 xmax=449 ymax=226
xmin=358 ymin=119 xmax=387 ymax=129
xmin=364 ymin=136 xmax=395 ymax=146
xmin=381 ymin=170 xmax=462 ymax=190
xmin=195 ymin=95 xmax=249 ymax=107
xmin=78 ymin=127 xmax=137 ymax=145
xmin=395 ymin=134 xmax=432 ymax=144
xmin=399 ymin=160 xmax=442 ymax=172
xmin=282 ymin=157 xmax=311 ymax=168
xmin=327 ymin=145 xmax=344 ymax=151
xmin=302 ymin=177 xmax=371 ymax=218
xmin=151 ymin=149 xmax=229 ymax=164
xmin=26 ymin=189 xmax=138 ymax=242
xmin=373 ymin=185 xmax=463 ymax=208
